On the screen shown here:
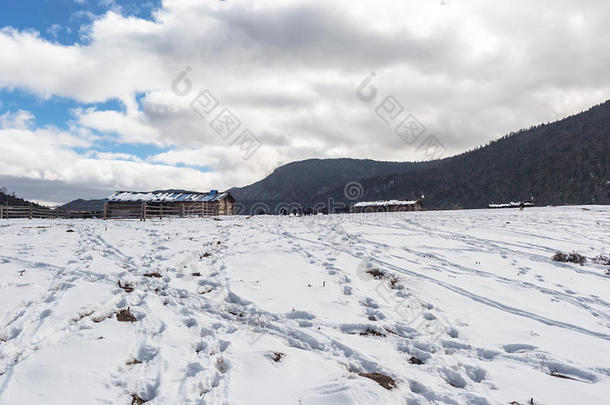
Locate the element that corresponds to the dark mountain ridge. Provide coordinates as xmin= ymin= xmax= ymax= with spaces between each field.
xmin=57 ymin=199 xmax=106 ymax=212
xmin=229 ymin=159 xmax=428 ymax=209
xmin=0 ymin=188 xmax=46 ymax=208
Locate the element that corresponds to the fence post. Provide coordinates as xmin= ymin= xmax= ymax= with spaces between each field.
xmin=143 ymin=202 xmax=147 ymax=221
xmin=29 ymin=203 xmax=33 ymax=219
xmin=180 ymin=204 xmax=184 ymax=218
xmin=103 ymin=202 xmax=107 ymax=220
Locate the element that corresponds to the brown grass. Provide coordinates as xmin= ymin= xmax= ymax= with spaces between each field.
xmin=365 ymin=268 xmax=385 ymax=279
xmin=228 ymin=310 xmax=243 ymax=318
xmin=118 ymin=280 xmax=134 ymax=293
xmin=359 ymin=328 xmax=386 ymax=337
xmin=359 ymin=372 xmax=397 ymax=390
xmin=593 ymin=254 xmax=610 ymax=266
xmin=552 ymin=251 xmax=586 ymax=265
xmin=131 ymin=394 xmax=147 ymax=404
xmin=116 ymin=307 xmax=137 ymax=323
xmin=549 ymin=371 xmax=578 ymax=381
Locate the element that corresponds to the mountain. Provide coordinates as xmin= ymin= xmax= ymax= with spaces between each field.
xmin=229 ymin=159 xmax=429 ymax=213
xmin=57 ymin=199 xmax=106 ymax=212
xmin=232 ymin=101 xmax=610 ymax=213
xmin=0 ymin=188 xmax=46 ymax=208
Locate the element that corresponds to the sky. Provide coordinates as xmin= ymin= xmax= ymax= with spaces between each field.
xmin=0 ymin=0 xmax=609 ymax=205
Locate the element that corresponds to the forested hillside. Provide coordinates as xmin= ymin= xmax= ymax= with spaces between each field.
xmin=232 ymin=101 xmax=609 ymax=213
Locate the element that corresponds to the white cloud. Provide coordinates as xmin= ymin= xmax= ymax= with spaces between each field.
xmin=1 ymin=109 xmax=35 ymax=129
xmin=0 ymin=122 xmax=238 ymax=194
xmin=74 ymin=106 xmax=163 ymax=145
xmin=46 ymin=24 xmax=63 ymax=40
xmin=91 ymin=151 xmax=141 ymax=161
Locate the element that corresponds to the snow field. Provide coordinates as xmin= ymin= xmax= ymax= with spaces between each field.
xmin=0 ymin=206 xmax=609 ymax=404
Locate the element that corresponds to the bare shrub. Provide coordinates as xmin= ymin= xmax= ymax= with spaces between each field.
xmin=552 ymin=251 xmax=586 ymax=265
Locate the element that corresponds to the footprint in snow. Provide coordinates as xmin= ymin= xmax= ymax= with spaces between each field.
xmin=503 ymin=343 xmax=537 ymax=353
xmin=285 ymin=310 xmax=316 ymax=320
xmin=463 ymin=364 xmax=487 ymax=383
xmin=439 ymin=367 xmax=468 ymax=389
xmin=186 ymin=362 xmax=205 ymax=377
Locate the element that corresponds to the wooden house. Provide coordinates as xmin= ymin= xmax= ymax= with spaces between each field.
xmin=351 ymin=199 xmax=423 ymax=213
xmin=104 ymin=190 xmax=236 ymax=219
xmin=488 ymin=201 xmax=534 ymax=209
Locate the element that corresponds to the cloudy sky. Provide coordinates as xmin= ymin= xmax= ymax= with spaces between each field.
xmin=1 ymin=0 xmax=608 ymax=204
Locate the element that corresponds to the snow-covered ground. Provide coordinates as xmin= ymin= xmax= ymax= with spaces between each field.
xmin=0 ymin=206 xmax=609 ymax=405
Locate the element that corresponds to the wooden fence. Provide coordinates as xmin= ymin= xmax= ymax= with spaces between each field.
xmin=0 ymin=205 xmax=60 ymax=219
xmin=103 ymin=202 xmax=218 ymax=220
xmin=0 ymin=205 xmax=105 ymax=219
xmin=0 ymin=202 xmax=220 ymax=220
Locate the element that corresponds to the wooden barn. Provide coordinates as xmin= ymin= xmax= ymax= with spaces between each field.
xmin=104 ymin=190 xmax=236 ymax=219
xmin=351 ymin=199 xmax=423 ymax=213
xmin=488 ymin=201 xmax=534 ymax=209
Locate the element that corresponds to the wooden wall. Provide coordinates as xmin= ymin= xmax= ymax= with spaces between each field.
xmin=104 ymin=198 xmax=235 ymax=219
xmin=351 ymin=202 xmax=423 ymax=213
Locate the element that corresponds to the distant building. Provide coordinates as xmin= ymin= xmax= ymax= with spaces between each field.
xmin=104 ymin=190 xmax=236 ymax=219
xmin=488 ymin=201 xmax=534 ymax=209
xmin=351 ymin=199 xmax=423 ymax=213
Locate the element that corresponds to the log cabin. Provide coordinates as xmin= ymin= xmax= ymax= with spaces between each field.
xmin=488 ymin=201 xmax=534 ymax=209
xmin=351 ymin=199 xmax=423 ymax=213
xmin=104 ymin=190 xmax=236 ymax=219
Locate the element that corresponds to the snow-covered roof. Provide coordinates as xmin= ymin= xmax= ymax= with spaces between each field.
xmin=353 ymin=199 xmax=419 ymax=208
xmin=488 ymin=201 xmax=534 ymax=208
xmin=106 ymin=190 xmax=232 ymax=202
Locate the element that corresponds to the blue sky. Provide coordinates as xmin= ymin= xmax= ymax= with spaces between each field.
xmin=0 ymin=0 xmax=160 ymax=45
xmin=0 ymin=0 xmax=168 ymax=162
